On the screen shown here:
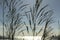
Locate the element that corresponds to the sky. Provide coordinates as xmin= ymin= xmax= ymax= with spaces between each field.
xmin=0 ymin=0 xmax=60 ymax=36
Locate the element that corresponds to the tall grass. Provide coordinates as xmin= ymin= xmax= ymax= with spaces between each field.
xmin=2 ymin=0 xmax=4 ymax=40
xmin=41 ymin=14 xmax=54 ymax=40
xmin=2 ymin=0 xmax=28 ymax=40
xmin=0 ymin=0 xmax=7 ymax=40
xmin=24 ymin=0 xmax=54 ymax=38
xmin=0 ymin=0 xmax=54 ymax=40
xmin=23 ymin=0 xmax=54 ymax=40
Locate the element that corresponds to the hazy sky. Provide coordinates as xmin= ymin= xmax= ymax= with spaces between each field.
xmin=0 ymin=0 xmax=60 ymax=36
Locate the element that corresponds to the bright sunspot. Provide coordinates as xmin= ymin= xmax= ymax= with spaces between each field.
xmin=15 ymin=36 xmax=42 ymax=40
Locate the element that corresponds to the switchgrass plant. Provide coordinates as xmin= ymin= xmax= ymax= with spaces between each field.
xmin=2 ymin=0 xmax=28 ymax=40
xmin=24 ymin=0 xmax=53 ymax=38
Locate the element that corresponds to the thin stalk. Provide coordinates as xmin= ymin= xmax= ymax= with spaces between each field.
xmin=2 ymin=0 xmax=4 ymax=40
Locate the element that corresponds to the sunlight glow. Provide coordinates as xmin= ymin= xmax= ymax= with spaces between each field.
xmin=15 ymin=36 xmax=42 ymax=40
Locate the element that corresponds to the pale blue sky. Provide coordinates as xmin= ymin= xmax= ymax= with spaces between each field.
xmin=0 ymin=0 xmax=60 ymax=36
